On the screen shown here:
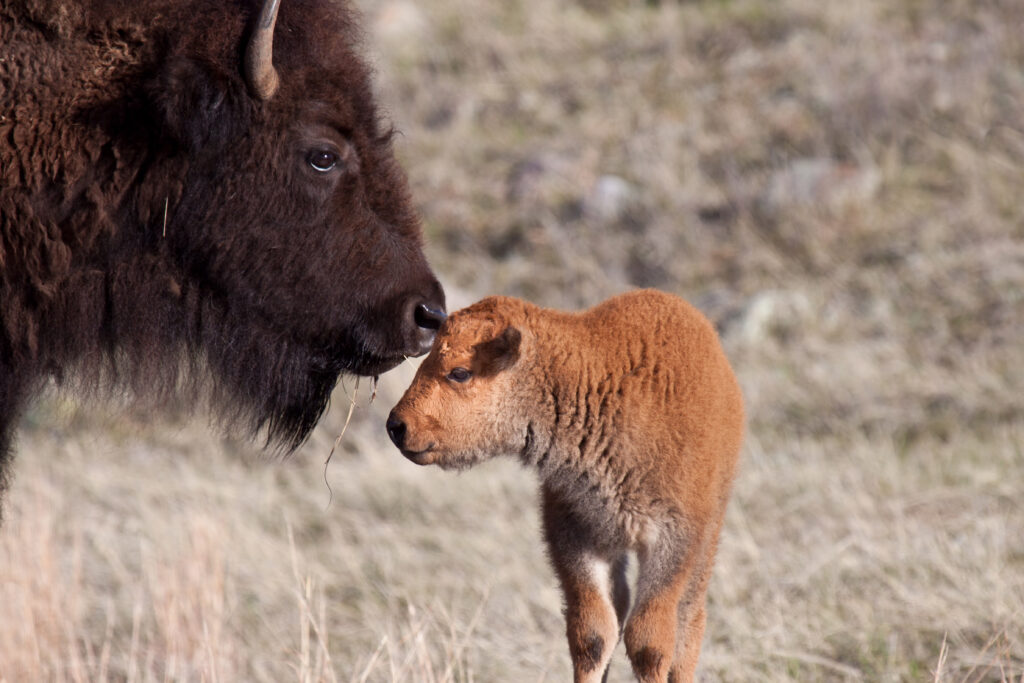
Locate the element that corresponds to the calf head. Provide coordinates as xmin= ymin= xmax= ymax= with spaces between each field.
xmin=387 ymin=298 xmax=528 ymax=470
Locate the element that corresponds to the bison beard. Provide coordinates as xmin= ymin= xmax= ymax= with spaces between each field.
xmin=0 ymin=0 xmax=446 ymax=513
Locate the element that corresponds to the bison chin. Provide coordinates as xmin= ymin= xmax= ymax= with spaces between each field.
xmin=201 ymin=329 xmax=340 ymax=453
xmin=208 ymin=309 xmax=442 ymax=452
xmin=200 ymin=307 xmax=425 ymax=453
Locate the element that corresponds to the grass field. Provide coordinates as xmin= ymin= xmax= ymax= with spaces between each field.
xmin=2 ymin=0 xmax=1023 ymax=680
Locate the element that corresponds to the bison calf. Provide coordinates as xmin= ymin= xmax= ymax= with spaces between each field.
xmin=387 ymin=290 xmax=743 ymax=682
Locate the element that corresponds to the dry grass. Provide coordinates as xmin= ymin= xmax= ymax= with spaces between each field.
xmin=3 ymin=0 xmax=1023 ymax=680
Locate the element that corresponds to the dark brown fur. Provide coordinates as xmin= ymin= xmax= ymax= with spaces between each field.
xmin=0 ymin=0 xmax=445 ymax=510
xmin=388 ymin=291 xmax=744 ymax=682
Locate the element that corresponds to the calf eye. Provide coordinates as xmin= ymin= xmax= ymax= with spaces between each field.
xmin=447 ymin=367 xmax=472 ymax=383
xmin=307 ymin=149 xmax=339 ymax=172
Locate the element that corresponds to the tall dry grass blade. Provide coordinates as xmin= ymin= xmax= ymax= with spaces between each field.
xmin=439 ymin=589 xmax=490 ymax=682
xmin=99 ymin=602 xmax=113 ymax=682
xmin=933 ymin=633 xmax=949 ymax=683
xmin=202 ymin=616 xmax=219 ymax=683
xmin=286 ymin=518 xmax=337 ymax=683
xmin=323 ymin=377 xmax=360 ymax=508
xmin=965 ymin=625 xmax=1011 ymax=683
xmin=391 ymin=605 xmax=435 ymax=682
xmin=353 ymin=636 xmax=388 ymax=683
xmin=128 ymin=589 xmax=143 ymax=683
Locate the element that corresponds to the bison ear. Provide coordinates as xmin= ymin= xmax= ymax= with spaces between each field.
xmin=150 ymin=57 xmax=251 ymax=152
xmin=475 ymin=326 xmax=521 ymax=375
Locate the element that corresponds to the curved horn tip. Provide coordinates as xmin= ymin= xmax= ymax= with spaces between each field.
xmin=245 ymin=0 xmax=282 ymax=100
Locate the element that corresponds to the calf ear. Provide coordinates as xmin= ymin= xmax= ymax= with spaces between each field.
xmin=475 ymin=326 xmax=521 ymax=375
xmin=149 ymin=57 xmax=251 ymax=152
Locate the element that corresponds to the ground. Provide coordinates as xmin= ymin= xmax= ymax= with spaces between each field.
xmin=1 ymin=0 xmax=1022 ymax=680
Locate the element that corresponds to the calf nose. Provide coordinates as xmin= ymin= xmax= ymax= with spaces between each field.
xmin=386 ymin=412 xmax=406 ymax=449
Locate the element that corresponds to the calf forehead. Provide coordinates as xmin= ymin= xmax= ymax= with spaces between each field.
xmin=437 ymin=312 xmax=501 ymax=353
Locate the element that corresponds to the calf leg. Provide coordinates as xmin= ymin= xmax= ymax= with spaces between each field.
xmin=624 ymin=536 xmax=701 ymax=683
xmin=669 ymin=519 xmax=727 ymax=681
xmin=542 ymin=487 xmax=620 ymax=683
xmin=669 ymin=600 xmax=706 ymax=683
xmin=611 ymin=552 xmax=631 ymax=628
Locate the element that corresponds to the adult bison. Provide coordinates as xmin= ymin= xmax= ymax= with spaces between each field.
xmin=0 ymin=0 xmax=446 ymax=510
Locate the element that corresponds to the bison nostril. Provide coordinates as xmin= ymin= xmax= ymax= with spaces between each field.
xmin=414 ymin=302 xmax=446 ymax=331
xmin=386 ymin=412 xmax=407 ymax=448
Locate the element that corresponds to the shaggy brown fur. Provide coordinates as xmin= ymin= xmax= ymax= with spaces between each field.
xmin=388 ymin=290 xmax=743 ymax=682
xmin=0 ymin=0 xmax=446 ymax=509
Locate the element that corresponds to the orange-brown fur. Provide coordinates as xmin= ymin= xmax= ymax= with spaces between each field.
xmin=388 ymin=290 xmax=744 ymax=683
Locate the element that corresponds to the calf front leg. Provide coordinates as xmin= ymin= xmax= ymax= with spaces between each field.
xmin=561 ymin=556 xmax=623 ymax=683
xmin=542 ymin=486 xmax=620 ymax=683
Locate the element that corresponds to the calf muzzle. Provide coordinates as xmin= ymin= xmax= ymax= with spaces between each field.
xmin=385 ymin=411 xmax=407 ymax=449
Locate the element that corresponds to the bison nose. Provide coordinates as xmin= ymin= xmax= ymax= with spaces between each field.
xmin=405 ymin=297 xmax=446 ymax=356
xmin=386 ymin=412 xmax=407 ymax=449
xmin=415 ymin=302 xmax=446 ymax=331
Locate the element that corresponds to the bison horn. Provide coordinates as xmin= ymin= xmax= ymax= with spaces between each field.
xmin=245 ymin=0 xmax=282 ymax=100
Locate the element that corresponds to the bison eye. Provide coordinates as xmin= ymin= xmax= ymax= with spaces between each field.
xmin=447 ymin=367 xmax=472 ymax=383
xmin=307 ymin=149 xmax=339 ymax=172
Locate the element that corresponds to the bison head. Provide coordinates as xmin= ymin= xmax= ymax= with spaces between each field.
xmin=101 ymin=0 xmax=446 ymax=448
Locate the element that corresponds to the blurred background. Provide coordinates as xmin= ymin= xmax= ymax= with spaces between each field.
xmin=2 ymin=0 xmax=1022 ymax=680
